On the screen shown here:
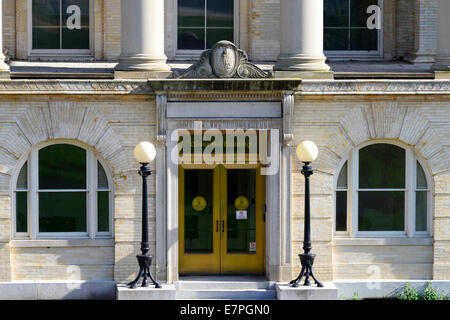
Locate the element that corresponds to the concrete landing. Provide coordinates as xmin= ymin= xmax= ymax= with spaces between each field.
xmin=276 ymin=282 xmax=338 ymax=300
xmin=175 ymin=276 xmax=277 ymax=300
xmin=116 ymin=284 xmax=176 ymax=300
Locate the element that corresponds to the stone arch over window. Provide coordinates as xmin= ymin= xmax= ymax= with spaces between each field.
xmin=1 ymin=100 xmax=129 ymax=226
xmin=308 ymin=102 xmax=448 ymax=177
xmin=12 ymin=141 xmax=113 ymax=239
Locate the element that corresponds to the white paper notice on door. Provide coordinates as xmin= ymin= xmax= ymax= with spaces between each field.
xmin=236 ymin=210 xmax=247 ymax=220
xmin=249 ymin=242 xmax=256 ymax=252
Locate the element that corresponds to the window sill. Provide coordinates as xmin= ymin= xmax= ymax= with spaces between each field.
xmin=333 ymin=237 xmax=433 ymax=246
xmin=10 ymin=239 xmax=114 ymax=248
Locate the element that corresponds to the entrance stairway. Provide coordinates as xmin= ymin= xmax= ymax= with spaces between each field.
xmin=174 ymin=276 xmax=277 ymax=300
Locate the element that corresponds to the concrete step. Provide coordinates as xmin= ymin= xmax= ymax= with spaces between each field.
xmin=176 ymin=289 xmax=277 ymax=300
xmin=175 ymin=276 xmax=277 ymax=300
xmin=175 ymin=279 xmax=274 ymax=291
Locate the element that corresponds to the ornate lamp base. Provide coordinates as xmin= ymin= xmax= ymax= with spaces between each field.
xmin=290 ymin=253 xmax=323 ymax=288
xmin=128 ymin=255 xmax=161 ymax=289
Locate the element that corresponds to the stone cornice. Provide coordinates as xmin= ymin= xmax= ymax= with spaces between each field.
xmin=299 ymin=80 xmax=450 ymax=95
xmin=0 ymin=79 xmax=152 ymax=95
xmin=0 ymin=79 xmax=449 ymax=95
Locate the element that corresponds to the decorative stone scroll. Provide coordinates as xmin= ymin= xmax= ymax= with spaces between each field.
xmin=175 ymin=41 xmax=271 ymax=79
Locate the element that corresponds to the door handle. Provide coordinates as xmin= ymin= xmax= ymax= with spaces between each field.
xmin=216 ymin=220 xmax=219 ymax=232
xmin=221 ymin=220 xmax=225 ymax=233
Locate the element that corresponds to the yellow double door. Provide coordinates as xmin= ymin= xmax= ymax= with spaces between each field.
xmin=179 ymin=164 xmax=265 ymax=275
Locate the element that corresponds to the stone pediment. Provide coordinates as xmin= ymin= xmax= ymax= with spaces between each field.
xmin=175 ymin=41 xmax=271 ymax=79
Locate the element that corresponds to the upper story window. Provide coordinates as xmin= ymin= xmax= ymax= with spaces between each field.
xmin=324 ymin=0 xmax=381 ymax=56
xmin=14 ymin=143 xmax=112 ymax=239
xmin=335 ymin=142 xmax=430 ymax=237
xmin=177 ymin=0 xmax=235 ymax=51
xmin=31 ymin=0 xmax=91 ymax=51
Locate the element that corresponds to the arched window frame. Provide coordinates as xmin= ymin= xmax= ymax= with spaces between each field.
xmin=11 ymin=141 xmax=113 ymax=240
xmin=334 ymin=140 xmax=432 ymax=238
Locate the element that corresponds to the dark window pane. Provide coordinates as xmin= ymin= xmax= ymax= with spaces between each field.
xmin=207 ymin=0 xmax=233 ymax=28
xmin=98 ymin=162 xmax=109 ymax=190
xmin=17 ymin=162 xmax=28 ymax=190
xmin=324 ymin=0 xmax=349 ymax=27
xmin=39 ymin=192 xmax=86 ymax=232
xmin=178 ymin=28 xmax=205 ymax=49
xmin=33 ymin=0 xmax=60 ymax=27
xmin=416 ymin=162 xmax=427 ymax=189
xmin=358 ymin=191 xmax=404 ymax=231
xmin=98 ymin=191 xmax=109 ymax=232
xmin=359 ymin=144 xmax=405 ymax=189
xmin=33 ymin=27 xmax=60 ymax=49
xmin=337 ymin=161 xmax=348 ymax=189
xmin=61 ymin=0 xmax=90 ymax=49
xmin=39 ymin=144 xmax=86 ymax=190
xmin=324 ymin=28 xmax=349 ymax=51
xmin=336 ymin=191 xmax=347 ymax=231
xmin=178 ymin=0 xmax=205 ymax=27
xmin=32 ymin=0 xmax=61 ymax=49
xmin=16 ymin=192 xmax=28 ymax=233
xmin=62 ymin=27 xmax=89 ymax=49
xmin=416 ymin=191 xmax=427 ymax=232
xmin=206 ymin=28 xmax=234 ymax=49
xmin=350 ymin=0 xmax=378 ymax=27
xmin=350 ymin=29 xmax=378 ymax=51
xmin=184 ymin=170 xmax=213 ymax=253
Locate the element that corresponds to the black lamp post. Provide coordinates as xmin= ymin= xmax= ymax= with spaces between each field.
xmin=128 ymin=141 xmax=161 ymax=289
xmin=290 ymin=141 xmax=323 ymax=288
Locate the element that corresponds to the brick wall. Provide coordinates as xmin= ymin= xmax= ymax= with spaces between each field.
xmin=0 ymin=96 xmax=158 ymax=282
xmin=3 ymin=0 xmax=15 ymax=59
xmin=407 ymin=0 xmax=438 ymax=63
xmin=396 ymin=0 xmax=416 ymax=59
xmin=103 ymin=0 xmax=121 ymax=61
xmin=292 ymin=95 xmax=450 ymax=281
xmin=248 ymin=0 xmax=280 ymax=61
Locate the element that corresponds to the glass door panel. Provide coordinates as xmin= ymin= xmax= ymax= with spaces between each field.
xmin=220 ymin=166 xmax=265 ymax=274
xmin=184 ymin=169 xmax=214 ymax=253
xmin=226 ymin=169 xmax=256 ymax=254
xmin=179 ymin=167 xmax=221 ymax=275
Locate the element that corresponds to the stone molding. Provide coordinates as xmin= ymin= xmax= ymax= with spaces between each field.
xmin=0 ymin=80 xmax=448 ymax=95
xmin=299 ymin=80 xmax=450 ymax=95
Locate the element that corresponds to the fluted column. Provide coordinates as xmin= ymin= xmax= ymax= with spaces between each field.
xmin=274 ymin=0 xmax=331 ymax=78
xmin=115 ymin=0 xmax=171 ymax=78
xmin=0 ymin=0 xmax=10 ymax=78
xmin=433 ymin=0 xmax=450 ymax=78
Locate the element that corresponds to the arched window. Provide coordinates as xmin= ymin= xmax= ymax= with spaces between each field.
xmin=13 ymin=143 xmax=112 ymax=239
xmin=335 ymin=142 xmax=430 ymax=237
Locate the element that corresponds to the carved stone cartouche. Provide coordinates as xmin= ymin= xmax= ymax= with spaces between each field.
xmin=175 ymin=41 xmax=271 ymax=79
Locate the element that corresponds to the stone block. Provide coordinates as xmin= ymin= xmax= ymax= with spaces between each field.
xmin=276 ymin=282 xmax=338 ymax=300
xmin=116 ymin=284 xmax=176 ymax=300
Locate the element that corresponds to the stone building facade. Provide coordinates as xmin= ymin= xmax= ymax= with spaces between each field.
xmin=0 ymin=0 xmax=449 ymax=299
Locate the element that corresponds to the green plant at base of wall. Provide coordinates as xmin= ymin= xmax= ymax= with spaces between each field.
xmin=397 ymin=282 xmax=449 ymax=300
